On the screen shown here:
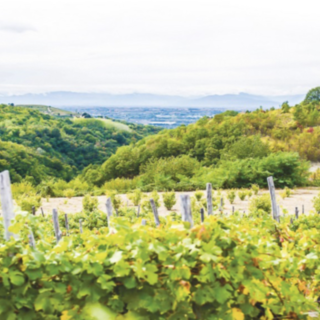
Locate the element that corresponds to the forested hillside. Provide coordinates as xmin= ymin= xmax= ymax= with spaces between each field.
xmin=90 ymin=87 xmax=320 ymax=191
xmin=0 ymin=105 xmax=161 ymax=183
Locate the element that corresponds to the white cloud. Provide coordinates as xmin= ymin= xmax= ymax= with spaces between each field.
xmin=0 ymin=0 xmax=320 ymax=96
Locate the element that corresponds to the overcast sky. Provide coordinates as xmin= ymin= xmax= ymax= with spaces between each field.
xmin=1 ymin=0 xmax=320 ymax=96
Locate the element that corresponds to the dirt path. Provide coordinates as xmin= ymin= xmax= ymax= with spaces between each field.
xmin=36 ymin=188 xmax=320 ymax=216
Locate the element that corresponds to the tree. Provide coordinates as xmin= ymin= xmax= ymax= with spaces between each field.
xmin=304 ymin=87 xmax=320 ymax=103
xmin=281 ymin=101 xmax=290 ymax=113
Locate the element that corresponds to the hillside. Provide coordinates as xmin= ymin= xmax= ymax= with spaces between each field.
xmin=15 ymin=104 xmax=77 ymax=117
xmin=85 ymin=87 xmax=320 ymax=191
xmin=0 ymin=105 xmax=161 ymax=183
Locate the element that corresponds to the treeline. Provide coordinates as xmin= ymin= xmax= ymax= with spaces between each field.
xmin=0 ymin=105 xmax=161 ymax=184
xmin=82 ymin=87 xmax=320 ymax=191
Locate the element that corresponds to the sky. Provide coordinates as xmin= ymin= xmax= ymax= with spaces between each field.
xmin=1 ymin=0 xmax=320 ymax=97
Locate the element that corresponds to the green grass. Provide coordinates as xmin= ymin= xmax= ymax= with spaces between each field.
xmin=73 ymin=118 xmax=132 ymax=132
xmin=16 ymin=105 xmax=76 ymax=116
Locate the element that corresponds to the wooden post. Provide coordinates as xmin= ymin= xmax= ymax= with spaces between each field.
xmin=232 ymin=206 xmax=235 ymax=215
xmin=302 ymin=205 xmax=304 ymax=214
xmin=32 ymin=206 xmax=35 ymax=216
xmin=106 ymin=197 xmax=113 ymax=220
xmin=150 ymin=199 xmax=160 ymax=227
xmin=28 ymin=231 xmax=36 ymax=249
xmin=180 ymin=195 xmax=193 ymax=227
xmin=295 ymin=207 xmax=299 ymax=219
xmin=267 ymin=176 xmax=279 ymax=222
xmin=200 ymin=208 xmax=204 ymax=223
xmin=79 ymin=219 xmax=83 ymax=234
xmin=206 ymin=183 xmax=213 ymax=216
xmin=137 ymin=205 xmax=140 ymax=217
xmin=52 ymin=209 xmax=62 ymax=243
xmin=220 ymin=197 xmax=223 ymax=208
xmin=41 ymin=207 xmax=44 ymax=217
xmin=141 ymin=219 xmax=146 ymax=226
xmin=290 ymin=217 xmax=293 ymax=225
xmin=64 ymin=214 xmax=69 ymax=235
xmin=0 ymin=170 xmax=16 ymax=240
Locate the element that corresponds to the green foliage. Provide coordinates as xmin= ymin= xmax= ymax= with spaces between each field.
xmin=0 ymin=105 xmax=160 ymax=184
xmin=249 ymin=194 xmax=272 ymax=215
xmin=127 ymin=189 xmax=143 ymax=206
xmin=194 ymin=190 xmax=203 ymax=201
xmin=106 ymin=190 xmax=122 ymax=210
xmin=237 ymin=189 xmax=247 ymax=201
xmin=82 ymin=194 xmax=98 ymax=212
xmin=16 ymin=194 xmax=41 ymax=213
xmin=2 ymin=210 xmax=320 ymax=319
xmin=64 ymin=188 xmax=75 ymax=199
xmin=304 ymin=86 xmax=320 ymax=103
xmin=162 ymin=191 xmax=176 ymax=210
xmin=312 ymin=193 xmax=320 ymax=213
xmin=251 ymin=184 xmax=259 ymax=195
xmin=227 ymin=190 xmax=236 ymax=204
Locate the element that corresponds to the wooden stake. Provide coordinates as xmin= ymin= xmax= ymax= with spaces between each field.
xmin=295 ymin=207 xmax=299 ymax=219
xmin=232 ymin=206 xmax=235 ymax=215
xmin=41 ymin=207 xmax=44 ymax=217
xmin=206 ymin=183 xmax=213 ymax=216
xmin=52 ymin=209 xmax=62 ymax=243
xmin=302 ymin=205 xmax=304 ymax=214
xmin=65 ymin=214 xmax=69 ymax=235
xmin=28 ymin=231 xmax=36 ymax=249
xmin=200 ymin=208 xmax=204 ymax=223
xmin=0 ymin=170 xmax=16 ymax=240
xmin=79 ymin=219 xmax=83 ymax=234
xmin=267 ymin=176 xmax=279 ymax=222
xmin=150 ymin=199 xmax=160 ymax=227
xmin=106 ymin=197 xmax=113 ymax=219
xmin=180 ymin=195 xmax=193 ymax=227
xmin=141 ymin=219 xmax=146 ymax=226
xmin=32 ymin=206 xmax=35 ymax=216
xmin=137 ymin=205 xmax=140 ymax=217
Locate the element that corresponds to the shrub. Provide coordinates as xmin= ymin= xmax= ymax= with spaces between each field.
xmin=64 ymin=189 xmax=75 ymax=199
xmin=127 ymin=189 xmax=142 ymax=206
xmin=82 ymin=194 xmax=98 ymax=212
xmin=12 ymin=181 xmax=35 ymax=198
xmin=249 ymin=194 xmax=271 ymax=215
xmin=162 ymin=192 xmax=176 ymax=210
xmin=312 ymin=193 xmax=320 ymax=213
xmin=16 ymin=194 xmax=42 ymax=213
xmin=247 ymin=190 xmax=253 ymax=198
xmin=194 ymin=191 xmax=203 ymax=201
xmin=251 ymin=184 xmax=259 ymax=195
xmin=238 ymin=190 xmax=247 ymax=201
xmin=106 ymin=190 xmax=122 ymax=213
xmin=227 ymin=190 xmax=236 ymax=204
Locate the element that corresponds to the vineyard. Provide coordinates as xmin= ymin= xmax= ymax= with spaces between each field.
xmin=1 ymin=171 xmax=320 ymax=319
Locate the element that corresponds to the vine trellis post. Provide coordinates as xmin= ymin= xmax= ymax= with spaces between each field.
xmin=267 ymin=176 xmax=280 ymax=222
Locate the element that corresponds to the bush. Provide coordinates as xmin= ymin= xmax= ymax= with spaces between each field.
xmin=64 ymin=189 xmax=75 ymax=199
xmin=82 ymin=194 xmax=98 ymax=212
xmin=162 ymin=192 xmax=176 ymax=210
xmin=12 ymin=181 xmax=36 ymax=198
xmin=106 ymin=190 xmax=122 ymax=213
xmin=251 ymin=184 xmax=259 ymax=195
xmin=238 ymin=190 xmax=247 ymax=201
xmin=312 ymin=193 xmax=320 ymax=213
xmin=227 ymin=190 xmax=236 ymax=204
xmin=194 ymin=191 xmax=203 ymax=201
xmin=249 ymin=194 xmax=271 ymax=215
xmin=16 ymin=194 xmax=42 ymax=213
xmin=127 ymin=189 xmax=142 ymax=206
xmin=141 ymin=190 xmax=160 ymax=213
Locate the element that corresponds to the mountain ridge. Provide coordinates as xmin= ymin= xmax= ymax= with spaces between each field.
xmin=1 ymin=91 xmax=305 ymax=109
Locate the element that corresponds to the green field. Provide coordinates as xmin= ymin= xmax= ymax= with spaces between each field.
xmin=16 ymin=104 xmax=76 ymax=116
xmin=73 ymin=117 xmax=132 ymax=132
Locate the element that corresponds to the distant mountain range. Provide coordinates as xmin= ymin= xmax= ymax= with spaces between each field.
xmin=0 ymin=91 xmax=305 ymax=109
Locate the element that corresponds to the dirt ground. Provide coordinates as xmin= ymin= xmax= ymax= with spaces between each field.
xmin=36 ymin=188 xmax=320 ymax=217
